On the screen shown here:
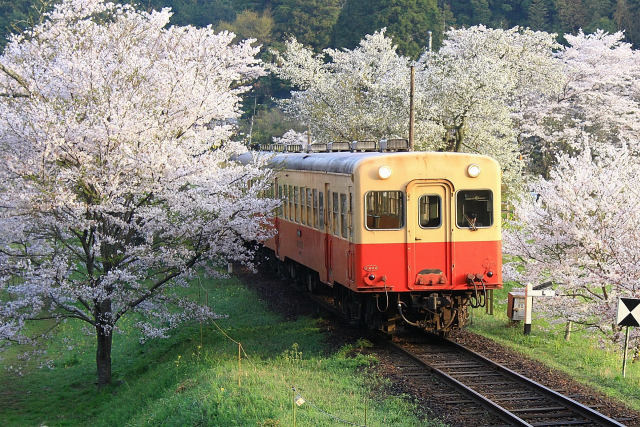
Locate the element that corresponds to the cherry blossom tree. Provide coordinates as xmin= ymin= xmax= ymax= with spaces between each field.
xmin=272 ymin=129 xmax=310 ymax=148
xmin=270 ymin=29 xmax=410 ymax=143
xmin=0 ymin=0 xmax=276 ymax=386
xmin=271 ymin=26 xmax=563 ymax=191
xmin=520 ymin=30 xmax=640 ymax=176
xmin=415 ymin=25 xmax=563 ymax=190
xmin=503 ymin=143 xmax=640 ymax=346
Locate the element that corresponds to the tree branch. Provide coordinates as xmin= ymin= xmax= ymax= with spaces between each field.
xmin=0 ymin=63 xmax=32 ymax=96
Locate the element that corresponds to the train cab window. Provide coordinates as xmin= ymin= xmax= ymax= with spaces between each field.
xmin=340 ymin=193 xmax=348 ymax=238
xmin=332 ymin=192 xmax=339 ymax=235
xmin=365 ymin=191 xmax=404 ymax=230
xmin=318 ymin=192 xmax=324 ymax=229
xmin=456 ymin=190 xmax=493 ymax=228
xmin=419 ymin=195 xmax=441 ymax=228
xmin=306 ymin=188 xmax=312 ymax=226
xmin=278 ymin=185 xmax=283 ymax=217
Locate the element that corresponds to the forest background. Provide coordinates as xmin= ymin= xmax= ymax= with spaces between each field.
xmin=1 ymin=0 xmax=637 ymax=145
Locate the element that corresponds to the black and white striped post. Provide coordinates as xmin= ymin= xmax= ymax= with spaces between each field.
xmin=616 ymin=297 xmax=640 ymax=378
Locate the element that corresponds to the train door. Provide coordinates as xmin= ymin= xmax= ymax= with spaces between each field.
xmin=406 ymin=180 xmax=453 ymax=289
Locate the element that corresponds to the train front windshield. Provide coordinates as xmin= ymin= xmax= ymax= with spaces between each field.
xmin=456 ymin=190 xmax=493 ymax=228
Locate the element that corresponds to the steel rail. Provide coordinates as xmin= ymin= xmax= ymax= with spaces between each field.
xmin=390 ymin=338 xmax=625 ymax=427
xmin=389 ymin=341 xmax=532 ymax=426
xmin=444 ymin=339 xmax=625 ymax=427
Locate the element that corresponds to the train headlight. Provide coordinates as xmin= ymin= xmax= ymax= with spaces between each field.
xmin=378 ymin=165 xmax=392 ymax=179
xmin=467 ymin=163 xmax=481 ymax=178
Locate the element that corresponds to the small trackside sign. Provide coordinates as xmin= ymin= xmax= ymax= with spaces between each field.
xmin=617 ymin=298 xmax=640 ymax=327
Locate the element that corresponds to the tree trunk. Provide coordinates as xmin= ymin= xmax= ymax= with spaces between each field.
xmin=96 ymin=325 xmax=113 ymax=387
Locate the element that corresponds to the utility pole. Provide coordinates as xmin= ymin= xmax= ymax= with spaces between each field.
xmin=248 ymin=95 xmax=257 ymax=147
xmin=409 ymin=65 xmax=415 ymax=151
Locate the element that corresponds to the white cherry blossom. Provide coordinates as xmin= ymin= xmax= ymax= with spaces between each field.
xmin=0 ymin=0 xmax=275 ymax=386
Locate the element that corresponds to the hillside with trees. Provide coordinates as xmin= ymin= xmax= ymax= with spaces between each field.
xmin=2 ymin=1 xmax=640 ymax=53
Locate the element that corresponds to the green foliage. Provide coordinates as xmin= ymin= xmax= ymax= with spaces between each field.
xmin=2 ymin=0 xmax=640 ymax=53
xmin=0 ymin=277 xmax=439 ymax=426
xmin=137 ymin=0 xmax=237 ymax=27
xmin=333 ymin=0 xmax=443 ymax=58
xmin=239 ymin=106 xmax=304 ymax=146
xmin=218 ymin=8 xmax=274 ymax=45
xmin=272 ymin=0 xmax=342 ymax=50
xmin=0 ymin=0 xmax=50 ymax=49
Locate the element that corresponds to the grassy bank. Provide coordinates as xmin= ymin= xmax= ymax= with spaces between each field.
xmin=0 ymin=277 xmax=439 ymax=426
xmin=469 ymin=282 xmax=640 ymax=410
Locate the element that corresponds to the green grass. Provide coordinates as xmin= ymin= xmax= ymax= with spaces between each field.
xmin=0 ymin=277 xmax=441 ymax=427
xmin=469 ymin=282 xmax=640 ymax=411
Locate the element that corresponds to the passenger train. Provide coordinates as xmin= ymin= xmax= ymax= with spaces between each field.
xmin=239 ymin=140 xmax=502 ymax=333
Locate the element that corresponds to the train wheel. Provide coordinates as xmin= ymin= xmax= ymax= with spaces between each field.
xmin=275 ymin=258 xmax=287 ymax=279
xmin=363 ymin=298 xmax=383 ymax=330
xmin=287 ymin=262 xmax=296 ymax=282
xmin=306 ymin=272 xmax=318 ymax=293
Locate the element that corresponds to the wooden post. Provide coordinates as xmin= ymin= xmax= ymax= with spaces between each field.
xmin=409 ymin=66 xmax=415 ymax=151
xmin=489 ymin=289 xmax=494 ymax=315
xmin=292 ymin=387 xmax=296 ymax=427
xmin=524 ymin=283 xmax=532 ymax=335
xmin=623 ymin=326 xmax=630 ymax=378
xmin=238 ymin=343 xmax=242 ymax=387
xmin=364 ymin=397 xmax=368 ymax=426
xmin=485 ymin=289 xmax=494 ymax=315
xmin=564 ymin=321 xmax=572 ymax=341
xmin=199 ymin=286 xmax=203 ymax=347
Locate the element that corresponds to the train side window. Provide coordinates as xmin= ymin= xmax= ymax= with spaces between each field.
xmin=283 ymin=185 xmax=289 ymax=219
xmin=456 ymin=190 xmax=493 ymax=228
xmin=340 ymin=193 xmax=348 ymax=238
xmin=419 ymin=195 xmax=441 ymax=228
xmin=318 ymin=192 xmax=324 ymax=229
xmin=277 ymin=185 xmax=283 ymax=217
xmin=327 ymin=192 xmax=331 ymax=231
xmin=287 ymin=185 xmax=293 ymax=220
xmin=306 ymin=188 xmax=312 ymax=226
xmin=294 ymin=187 xmax=300 ymax=223
xmin=301 ymin=187 xmax=306 ymax=225
xmin=365 ymin=191 xmax=404 ymax=230
xmin=313 ymin=189 xmax=319 ymax=228
xmin=332 ymin=192 xmax=339 ymax=235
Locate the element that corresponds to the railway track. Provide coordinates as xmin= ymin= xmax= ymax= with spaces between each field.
xmin=390 ymin=337 xmax=626 ymax=427
xmin=246 ymin=267 xmax=636 ymax=426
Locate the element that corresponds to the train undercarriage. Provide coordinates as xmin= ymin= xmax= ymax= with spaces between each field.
xmin=260 ymin=250 xmax=488 ymax=335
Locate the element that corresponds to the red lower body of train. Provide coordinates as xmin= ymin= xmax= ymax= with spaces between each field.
xmin=262 ymin=218 xmax=501 ymax=333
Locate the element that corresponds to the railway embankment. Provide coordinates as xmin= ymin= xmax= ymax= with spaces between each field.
xmin=0 ymin=274 xmax=436 ymax=426
xmin=243 ymin=267 xmax=640 ymax=426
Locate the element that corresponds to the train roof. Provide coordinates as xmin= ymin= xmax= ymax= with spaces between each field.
xmin=235 ymin=151 xmax=495 ymax=175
